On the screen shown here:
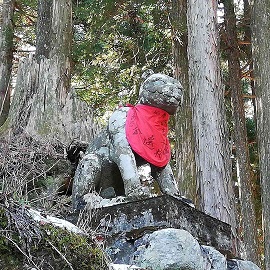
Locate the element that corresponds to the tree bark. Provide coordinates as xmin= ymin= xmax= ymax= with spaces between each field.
xmin=35 ymin=0 xmax=53 ymax=60
xmin=187 ymin=0 xmax=237 ymax=237
xmin=171 ymin=0 xmax=197 ymax=205
xmin=243 ymin=0 xmax=256 ymax=116
xmin=0 ymin=0 xmax=15 ymax=126
xmin=252 ymin=1 xmax=270 ymax=268
xmin=223 ymin=0 xmax=260 ymax=264
xmin=7 ymin=0 xmax=100 ymax=144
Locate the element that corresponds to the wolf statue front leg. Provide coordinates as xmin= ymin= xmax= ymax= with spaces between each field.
xmin=72 ymin=153 xmax=102 ymax=209
xmin=108 ymin=107 xmax=149 ymax=198
xmin=155 ymin=163 xmax=179 ymax=195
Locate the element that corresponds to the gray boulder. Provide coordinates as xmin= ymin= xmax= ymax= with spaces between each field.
xmin=132 ymin=228 xmax=205 ymax=270
xmin=131 ymin=228 xmax=261 ymax=270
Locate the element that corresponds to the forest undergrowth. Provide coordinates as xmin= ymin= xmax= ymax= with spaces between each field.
xmin=0 ymin=132 xmax=108 ymax=270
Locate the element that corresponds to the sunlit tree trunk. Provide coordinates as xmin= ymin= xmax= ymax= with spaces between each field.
xmin=223 ymin=0 xmax=260 ymax=264
xmin=171 ymin=0 xmax=197 ymax=205
xmin=7 ymin=0 xmax=99 ymax=143
xmin=187 ymin=0 xmax=237 ymax=239
xmin=243 ymin=0 xmax=256 ymax=115
xmin=35 ymin=0 xmax=71 ymax=101
xmin=0 ymin=0 xmax=15 ymax=126
xmin=252 ymin=1 xmax=270 ymax=268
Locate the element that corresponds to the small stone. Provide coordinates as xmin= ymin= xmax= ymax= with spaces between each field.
xmin=233 ymin=259 xmax=261 ymax=270
xmin=202 ymin=245 xmax=227 ymax=270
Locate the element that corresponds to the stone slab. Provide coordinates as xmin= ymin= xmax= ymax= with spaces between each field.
xmin=72 ymin=194 xmax=235 ymax=256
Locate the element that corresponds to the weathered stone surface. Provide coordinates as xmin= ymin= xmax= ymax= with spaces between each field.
xmin=107 ymin=235 xmax=260 ymax=270
xmin=72 ymin=72 xmax=183 ymax=209
xmin=202 ymin=245 xmax=227 ymax=270
xmin=132 ymin=228 xmax=205 ymax=270
xmin=80 ymin=194 xmax=234 ymax=256
xmin=227 ymin=259 xmax=239 ymax=270
xmin=67 ymin=195 xmax=261 ymax=270
xmin=227 ymin=259 xmax=261 ymax=270
xmin=138 ymin=73 xmax=183 ymax=115
xmin=107 ymin=237 xmax=136 ymax=264
xmin=107 ymin=231 xmax=260 ymax=270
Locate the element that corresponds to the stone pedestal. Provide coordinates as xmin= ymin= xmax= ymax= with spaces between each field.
xmin=70 ymin=194 xmax=235 ymax=258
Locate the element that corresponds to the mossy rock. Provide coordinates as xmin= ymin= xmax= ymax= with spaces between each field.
xmin=0 ymin=203 xmax=109 ymax=270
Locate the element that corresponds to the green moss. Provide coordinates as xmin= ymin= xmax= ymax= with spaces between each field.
xmin=0 ymin=207 xmax=24 ymax=269
xmin=0 ymin=252 xmax=23 ymax=270
xmin=46 ymin=225 xmax=107 ymax=269
xmin=32 ymin=225 xmax=108 ymax=270
xmin=0 ymin=240 xmax=23 ymax=270
xmin=0 ymin=205 xmax=108 ymax=270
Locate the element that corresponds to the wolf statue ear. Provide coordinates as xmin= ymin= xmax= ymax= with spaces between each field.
xmin=141 ymin=69 xmax=154 ymax=80
xmin=139 ymin=69 xmax=155 ymax=97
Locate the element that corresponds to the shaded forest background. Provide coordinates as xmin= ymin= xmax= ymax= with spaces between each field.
xmin=0 ymin=0 xmax=269 ymax=269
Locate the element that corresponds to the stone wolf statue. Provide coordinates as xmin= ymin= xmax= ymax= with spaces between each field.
xmin=72 ymin=71 xmax=183 ymax=209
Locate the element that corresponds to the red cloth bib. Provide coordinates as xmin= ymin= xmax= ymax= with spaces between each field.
xmin=125 ymin=104 xmax=171 ymax=167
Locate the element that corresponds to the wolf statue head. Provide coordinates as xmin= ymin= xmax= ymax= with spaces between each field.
xmin=138 ymin=71 xmax=183 ymax=115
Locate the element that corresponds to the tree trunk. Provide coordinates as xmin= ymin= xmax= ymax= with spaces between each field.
xmin=0 ymin=0 xmax=15 ymax=126
xmin=35 ymin=0 xmax=53 ymax=60
xmin=187 ymin=0 xmax=237 ymax=237
xmin=243 ymin=0 xmax=256 ymax=116
xmin=7 ymin=0 xmax=100 ymax=144
xmin=171 ymin=0 xmax=197 ymax=205
xmin=252 ymin=1 xmax=270 ymax=268
xmin=223 ymin=0 xmax=260 ymax=264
